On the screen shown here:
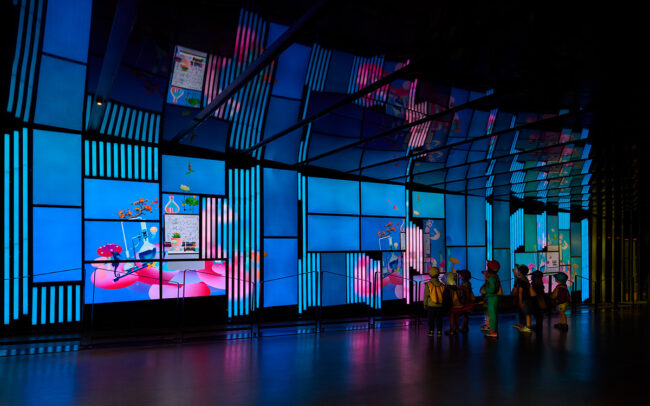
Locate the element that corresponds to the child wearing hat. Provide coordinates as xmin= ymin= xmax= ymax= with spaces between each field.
xmin=424 ymin=267 xmax=445 ymax=336
xmin=483 ymin=260 xmax=501 ymax=338
xmin=443 ymin=272 xmax=463 ymax=335
xmin=456 ymin=270 xmax=476 ymax=333
xmin=551 ymin=272 xmax=570 ymax=330
xmin=530 ymin=270 xmax=548 ymax=331
xmin=513 ymin=264 xmax=535 ymax=333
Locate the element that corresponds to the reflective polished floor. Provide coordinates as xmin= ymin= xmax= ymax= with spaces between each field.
xmin=1 ymin=309 xmax=648 ymax=405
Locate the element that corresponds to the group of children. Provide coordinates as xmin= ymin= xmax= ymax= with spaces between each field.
xmin=423 ymin=259 xmax=571 ymax=338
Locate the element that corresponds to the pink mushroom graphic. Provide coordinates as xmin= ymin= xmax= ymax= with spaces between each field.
xmin=97 ymin=244 xmax=123 ymax=277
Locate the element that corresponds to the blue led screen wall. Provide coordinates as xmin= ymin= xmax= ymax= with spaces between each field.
xmin=424 ymin=219 xmax=445 ymax=270
xmin=467 ymin=247 xmax=486 ymax=295
xmin=547 ymin=215 xmax=559 ymax=247
xmin=159 ymin=260 xmax=226 ymax=298
xmin=321 ymin=253 xmax=347 ymax=306
xmin=34 ymin=55 xmax=85 ymax=130
xmin=466 ymin=196 xmax=486 ymax=246
xmin=84 ymin=221 xmax=160 ymax=262
xmin=445 ymin=194 xmax=466 ymax=245
xmin=571 ymin=222 xmax=582 ymax=257
xmin=42 ymin=0 xmax=91 ymax=63
xmin=382 ymin=252 xmax=404 ymax=300
xmin=84 ymin=179 xmax=159 ymax=220
xmin=161 ymin=155 xmax=225 ymax=195
xmin=492 ymin=200 xmax=510 ymax=249
xmin=84 ymin=263 xmax=159 ymax=304
xmin=446 ymin=247 xmax=467 ymax=274
xmin=307 ymin=177 xmax=359 ymax=215
xmin=33 ymin=130 xmax=81 ymax=205
xmin=360 ymin=182 xmax=405 ymax=216
xmin=33 ymin=207 xmax=82 ymax=282
xmin=271 ymin=40 xmax=310 ymax=99
xmin=412 ymin=191 xmax=444 ymax=218
xmin=524 ymin=214 xmax=537 ymax=252
xmin=262 ymin=97 xmax=301 ymax=164
xmin=263 ymin=168 xmax=297 ymax=237
xmin=559 ymin=230 xmax=571 ymax=265
xmin=307 ymin=215 xmax=359 ymax=251
xmin=360 ymin=217 xmax=404 ymax=251
xmin=263 ymin=238 xmax=298 ymax=307
xmin=493 ymin=248 xmax=511 ymax=294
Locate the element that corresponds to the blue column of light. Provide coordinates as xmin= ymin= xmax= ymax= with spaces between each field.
xmin=49 ymin=286 xmax=55 ymax=324
xmin=106 ymin=142 xmax=112 ymax=177
xmin=113 ymin=143 xmax=118 ymax=177
xmin=317 ymin=254 xmax=321 ymax=306
xmin=228 ymin=169 xmax=233 ymax=317
xmin=256 ymin=166 xmax=260 ymax=308
xmin=154 ymin=115 xmax=160 ymax=143
xmin=99 ymin=103 xmax=111 ymax=134
xmin=107 ymin=105 xmax=121 ymax=135
xmin=22 ymin=128 xmax=28 ymax=315
xmin=239 ymin=169 xmax=244 ymax=315
xmin=40 ymin=286 xmax=46 ymax=324
xmin=244 ymin=168 xmax=250 ymax=315
xmin=85 ymin=95 xmax=92 ymax=129
xmin=147 ymin=147 xmax=152 ymax=180
xmin=581 ymin=219 xmax=589 ymax=302
xmin=3 ymin=133 xmax=10 ymax=324
xmin=67 ymin=285 xmax=72 ymax=322
xmin=58 ymin=286 xmax=64 ymax=323
xmin=486 ymin=202 xmax=492 ymax=260
xmin=31 ymin=287 xmax=38 ymax=325
xmin=98 ymin=141 xmax=104 ymax=177
xmin=149 ymin=114 xmax=156 ymax=144
xmin=301 ymin=176 xmax=307 ymax=312
xmin=15 ymin=0 xmax=36 ymax=119
xmin=307 ymin=252 xmax=312 ymax=308
xmin=75 ymin=285 xmax=81 ymax=321
xmin=120 ymin=108 xmax=131 ymax=138
xmin=13 ymin=130 xmax=20 ymax=319
xmin=133 ymin=145 xmax=140 ymax=179
xmin=90 ymin=141 xmax=97 ymax=176
xmin=120 ymin=143 xmax=126 ymax=177
xmin=142 ymin=112 xmax=150 ymax=143
xmin=134 ymin=111 xmax=143 ymax=141
xmin=7 ymin=0 xmax=26 ymax=112
xmin=140 ymin=146 xmax=146 ymax=180
xmin=127 ymin=144 xmax=133 ymax=178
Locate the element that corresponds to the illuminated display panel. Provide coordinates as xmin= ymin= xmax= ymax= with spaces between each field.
xmin=84 ymin=179 xmax=159 ymax=220
xmin=445 ymin=194 xmax=466 ymax=245
xmin=307 ymin=177 xmax=359 ymax=215
xmin=382 ymin=251 xmax=404 ymax=300
xmin=161 ymin=155 xmax=225 ymax=195
xmin=467 ymin=196 xmax=486 ymax=246
xmin=263 ymin=169 xmax=297 ymax=237
xmin=307 ymin=215 xmax=359 ymax=251
xmin=360 ymin=217 xmax=404 ymax=251
xmin=33 ymin=130 xmax=81 ymax=205
xmin=360 ymin=182 xmax=405 ymax=216
xmin=412 ymin=191 xmax=444 ymax=218
xmin=321 ymin=253 xmax=347 ymax=306
xmin=263 ymin=238 xmax=298 ymax=307
xmin=33 ymin=207 xmax=82 ymax=282
xmin=423 ymin=219 xmax=445 ymax=269
xmin=34 ymin=55 xmax=85 ymax=130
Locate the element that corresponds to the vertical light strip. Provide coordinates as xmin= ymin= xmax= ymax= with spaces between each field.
xmin=127 ymin=144 xmax=133 ymax=178
xmin=13 ymin=131 xmax=20 ymax=319
xmin=31 ymin=287 xmax=38 ymax=325
xmin=106 ymin=142 xmax=112 ymax=177
xmin=153 ymin=148 xmax=158 ymax=180
xmin=23 ymin=0 xmax=43 ymax=121
xmin=90 ymin=141 xmax=97 ymax=176
xmin=133 ymin=145 xmax=139 ymax=179
xmin=14 ymin=0 xmax=35 ymax=119
xmin=75 ymin=285 xmax=80 ymax=321
xmin=98 ymin=141 xmax=105 ymax=177
xmin=113 ymin=143 xmax=119 ymax=177
xmin=40 ymin=286 xmax=46 ymax=324
xmin=22 ymin=128 xmax=28 ymax=315
xmin=49 ymin=286 xmax=55 ymax=324
xmin=3 ymin=133 xmax=10 ymax=324
xmin=67 ymin=285 xmax=72 ymax=322
xmin=256 ymin=166 xmax=260 ymax=308
xmin=134 ymin=111 xmax=143 ymax=142
xmin=120 ymin=143 xmax=126 ymax=178
xmin=244 ymin=168 xmax=250 ymax=314
xmin=7 ymin=0 xmax=27 ymax=112
xmin=58 ymin=286 xmax=64 ymax=323
xmin=140 ymin=145 xmax=146 ymax=180
xmin=154 ymin=115 xmax=160 ymax=143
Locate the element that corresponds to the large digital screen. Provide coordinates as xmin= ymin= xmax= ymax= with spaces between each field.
xmin=84 ymin=220 xmax=160 ymax=262
xmin=307 ymin=177 xmax=359 ymax=215
xmin=263 ymin=238 xmax=298 ymax=307
xmin=84 ymin=179 xmax=159 ymax=220
xmin=382 ymin=251 xmax=404 ymax=300
xmin=412 ymin=191 xmax=444 ymax=218
xmin=445 ymin=194 xmax=466 ymax=245
xmin=360 ymin=217 xmax=404 ymax=251
xmin=424 ymin=219 xmax=445 ymax=270
xmin=263 ymin=168 xmax=298 ymax=237
xmin=162 ymin=155 xmax=225 ymax=195
xmin=307 ymin=215 xmax=359 ymax=251
xmin=33 ymin=130 xmax=81 ymax=205
xmin=360 ymin=182 xmax=405 ymax=216
xmin=321 ymin=253 xmax=347 ymax=306
xmin=33 ymin=207 xmax=82 ymax=282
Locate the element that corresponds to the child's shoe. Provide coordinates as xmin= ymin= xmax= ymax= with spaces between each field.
xmin=444 ymin=329 xmax=457 ymax=336
xmin=519 ymin=326 xmax=532 ymax=333
xmin=512 ymin=324 xmax=523 ymax=330
xmin=437 ymin=330 xmax=443 ymax=337
xmin=480 ymin=324 xmax=489 ymax=331
xmin=485 ymin=330 xmax=498 ymax=338
xmin=427 ymin=330 xmax=434 ymax=337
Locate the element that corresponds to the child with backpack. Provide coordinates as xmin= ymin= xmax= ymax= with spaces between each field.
xmin=456 ymin=270 xmax=476 ymax=333
xmin=424 ymin=267 xmax=445 ymax=337
xmin=512 ymin=265 xmax=536 ymax=333
xmin=551 ymin=272 xmax=571 ymax=330
xmin=483 ymin=260 xmax=502 ymax=338
xmin=530 ymin=270 xmax=548 ymax=332
xmin=443 ymin=272 xmax=463 ymax=335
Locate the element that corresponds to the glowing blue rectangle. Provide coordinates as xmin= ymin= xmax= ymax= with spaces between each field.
xmin=34 ymin=55 xmax=85 ymax=130
xmin=321 ymin=253 xmax=347 ymax=306
xmin=263 ymin=238 xmax=298 ymax=307
xmin=84 ymin=179 xmax=159 ymax=220
xmin=41 ymin=287 xmax=46 ymax=324
xmin=162 ymin=155 xmax=225 ymax=195
xmin=308 ymin=215 xmax=359 ymax=251
xmin=42 ymin=0 xmax=91 ymax=62
xmin=75 ymin=285 xmax=81 ymax=321
xmin=467 ymin=247 xmax=486 ymax=296
xmin=263 ymin=168 xmax=298 ymax=237
xmin=67 ymin=285 xmax=72 ymax=322
xmin=33 ymin=207 xmax=81 ymax=282
xmin=412 ymin=191 xmax=444 ymax=218
xmin=58 ymin=286 xmax=64 ymax=323
xmin=50 ymin=286 xmax=55 ymax=323
xmin=360 ymin=217 xmax=404 ymax=251
xmin=307 ymin=177 xmax=359 ymax=215
xmin=467 ymin=196 xmax=486 ymax=246
xmin=361 ymin=182 xmax=405 ymax=216
xmin=31 ymin=288 xmax=38 ymax=325
xmin=445 ymin=194 xmax=466 ymax=245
